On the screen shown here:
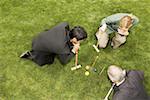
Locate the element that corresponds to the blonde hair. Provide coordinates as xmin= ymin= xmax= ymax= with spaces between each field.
xmin=119 ymin=16 xmax=132 ymax=29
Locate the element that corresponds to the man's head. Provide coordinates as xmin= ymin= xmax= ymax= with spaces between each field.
xmin=120 ymin=16 xmax=132 ymax=30
xmin=107 ymin=65 xmax=126 ymax=84
xmin=118 ymin=16 xmax=132 ymax=36
xmin=69 ymin=26 xmax=87 ymax=44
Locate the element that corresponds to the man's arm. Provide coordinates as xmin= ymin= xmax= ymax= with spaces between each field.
xmin=58 ymin=42 xmax=79 ymax=64
xmin=58 ymin=52 xmax=75 ymax=64
xmin=112 ymin=91 xmax=132 ymax=100
xmin=128 ymin=70 xmax=144 ymax=84
xmin=128 ymin=14 xmax=139 ymax=25
xmin=101 ymin=13 xmax=129 ymax=25
xmin=136 ymin=70 xmax=144 ymax=81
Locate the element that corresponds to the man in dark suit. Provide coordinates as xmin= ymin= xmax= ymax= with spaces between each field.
xmin=107 ymin=65 xmax=149 ymax=100
xmin=20 ymin=22 xmax=87 ymax=66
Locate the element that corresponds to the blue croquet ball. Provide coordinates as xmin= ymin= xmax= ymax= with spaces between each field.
xmin=93 ymin=68 xmax=97 ymax=72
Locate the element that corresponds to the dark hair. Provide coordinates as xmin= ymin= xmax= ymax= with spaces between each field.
xmin=69 ymin=26 xmax=87 ymax=41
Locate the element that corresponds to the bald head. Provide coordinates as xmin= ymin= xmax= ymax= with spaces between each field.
xmin=107 ymin=65 xmax=126 ymax=83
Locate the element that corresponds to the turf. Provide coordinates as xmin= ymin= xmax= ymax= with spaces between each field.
xmin=0 ymin=0 xmax=150 ymax=100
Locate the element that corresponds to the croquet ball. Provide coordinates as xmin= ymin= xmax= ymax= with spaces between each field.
xmin=92 ymin=68 xmax=97 ymax=72
xmin=85 ymin=65 xmax=90 ymax=70
xmin=85 ymin=71 xmax=90 ymax=76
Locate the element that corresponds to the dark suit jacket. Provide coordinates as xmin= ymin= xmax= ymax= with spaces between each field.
xmin=113 ymin=70 xmax=149 ymax=100
xmin=31 ymin=22 xmax=75 ymax=64
xmin=32 ymin=22 xmax=72 ymax=54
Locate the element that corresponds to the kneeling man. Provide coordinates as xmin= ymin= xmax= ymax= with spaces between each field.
xmin=96 ymin=13 xmax=139 ymax=49
xmin=20 ymin=22 xmax=87 ymax=66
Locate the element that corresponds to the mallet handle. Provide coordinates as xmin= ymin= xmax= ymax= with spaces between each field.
xmin=96 ymin=41 xmax=99 ymax=47
xmin=93 ymin=44 xmax=100 ymax=53
xmin=75 ymin=50 xmax=78 ymax=66
xmin=104 ymin=83 xmax=115 ymax=100
xmin=91 ymin=56 xmax=99 ymax=67
xmin=99 ymin=66 xmax=106 ymax=76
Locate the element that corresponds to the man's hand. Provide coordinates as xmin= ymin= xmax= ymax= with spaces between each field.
xmin=100 ymin=23 xmax=107 ymax=32
xmin=72 ymin=42 xmax=80 ymax=54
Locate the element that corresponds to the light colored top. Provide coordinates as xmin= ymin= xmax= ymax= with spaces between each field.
xmin=100 ymin=13 xmax=139 ymax=34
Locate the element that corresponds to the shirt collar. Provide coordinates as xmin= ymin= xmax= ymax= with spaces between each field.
xmin=116 ymin=78 xmax=126 ymax=86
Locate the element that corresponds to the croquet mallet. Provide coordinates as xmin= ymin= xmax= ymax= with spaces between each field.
xmin=71 ymin=50 xmax=81 ymax=71
xmin=93 ymin=26 xmax=107 ymax=53
xmin=104 ymin=83 xmax=115 ymax=100
xmin=85 ymin=56 xmax=99 ymax=72
xmin=93 ymin=42 xmax=99 ymax=53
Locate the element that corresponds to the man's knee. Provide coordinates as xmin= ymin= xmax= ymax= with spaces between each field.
xmin=31 ymin=51 xmax=55 ymax=66
xmin=99 ymin=42 xmax=108 ymax=48
xmin=59 ymin=58 xmax=69 ymax=65
xmin=111 ymin=34 xmax=127 ymax=49
xmin=96 ymin=32 xmax=109 ymax=49
xmin=98 ymin=38 xmax=109 ymax=48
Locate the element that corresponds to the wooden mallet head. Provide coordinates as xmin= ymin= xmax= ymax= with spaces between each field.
xmin=93 ymin=42 xmax=100 ymax=53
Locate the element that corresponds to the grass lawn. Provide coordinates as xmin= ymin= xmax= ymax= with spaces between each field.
xmin=0 ymin=0 xmax=150 ymax=100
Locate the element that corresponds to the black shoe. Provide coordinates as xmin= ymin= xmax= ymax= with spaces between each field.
xmin=20 ymin=51 xmax=31 ymax=58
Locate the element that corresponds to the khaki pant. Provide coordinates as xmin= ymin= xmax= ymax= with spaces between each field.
xmin=111 ymin=33 xmax=127 ymax=49
xmin=96 ymin=30 xmax=127 ymax=49
xmin=96 ymin=30 xmax=109 ymax=48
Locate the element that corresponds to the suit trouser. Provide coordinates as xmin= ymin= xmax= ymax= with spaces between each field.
xmin=30 ymin=51 xmax=55 ymax=66
xmin=30 ymin=51 xmax=75 ymax=66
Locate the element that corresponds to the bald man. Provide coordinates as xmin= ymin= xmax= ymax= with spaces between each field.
xmin=107 ymin=65 xmax=149 ymax=100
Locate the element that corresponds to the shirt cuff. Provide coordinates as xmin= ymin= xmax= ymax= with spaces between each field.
xmin=71 ymin=49 xmax=76 ymax=54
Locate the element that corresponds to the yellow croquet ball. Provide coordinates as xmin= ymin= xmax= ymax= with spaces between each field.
xmin=85 ymin=71 xmax=90 ymax=76
xmin=85 ymin=65 xmax=90 ymax=70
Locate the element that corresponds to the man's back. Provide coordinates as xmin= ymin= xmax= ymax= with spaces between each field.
xmin=32 ymin=22 xmax=71 ymax=54
xmin=113 ymin=70 xmax=149 ymax=100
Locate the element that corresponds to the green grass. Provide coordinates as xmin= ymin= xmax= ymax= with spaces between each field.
xmin=0 ymin=0 xmax=150 ymax=100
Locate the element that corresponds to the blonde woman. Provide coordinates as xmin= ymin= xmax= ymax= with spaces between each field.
xmin=95 ymin=13 xmax=139 ymax=49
